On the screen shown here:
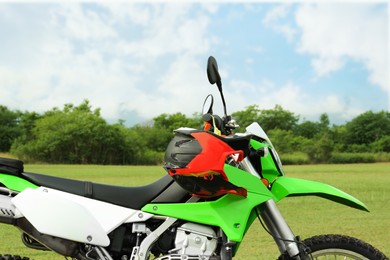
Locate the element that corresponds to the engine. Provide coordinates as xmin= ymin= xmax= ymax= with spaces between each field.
xmin=105 ymin=221 xmax=219 ymax=260
xmin=159 ymin=222 xmax=218 ymax=259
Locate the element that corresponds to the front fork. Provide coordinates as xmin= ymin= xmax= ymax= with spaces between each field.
xmin=240 ymin=158 xmax=307 ymax=259
xmin=259 ymin=199 xmax=309 ymax=260
xmin=260 ymin=199 xmax=298 ymax=257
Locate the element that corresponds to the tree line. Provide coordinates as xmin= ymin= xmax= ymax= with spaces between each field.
xmin=1 ymin=100 xmax=389 ymax=165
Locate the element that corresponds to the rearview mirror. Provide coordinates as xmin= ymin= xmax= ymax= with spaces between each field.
xmin=207 ymin=56 xmax=222 ymax=91
xmin=202 ymin=94 xmax=214 ymax=115
xmin=206 ymin=56 xmax=227 ymax=118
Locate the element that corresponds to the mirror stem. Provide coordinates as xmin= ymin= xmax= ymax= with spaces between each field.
xmin=217 ymin=81 xmax=228 ymax=119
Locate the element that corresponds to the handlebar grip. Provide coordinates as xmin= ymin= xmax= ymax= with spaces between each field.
xmin=202 ymin=113 xmax=226 ymax=135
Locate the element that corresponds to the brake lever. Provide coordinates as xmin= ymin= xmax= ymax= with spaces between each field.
xmin=226 ymin=119 xmax=239 ymax=129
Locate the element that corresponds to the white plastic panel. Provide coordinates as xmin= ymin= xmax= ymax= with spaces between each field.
xmin=12 ymin=187 xmax=154 ymax=246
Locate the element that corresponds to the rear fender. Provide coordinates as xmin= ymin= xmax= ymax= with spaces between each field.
xmin=271 ymin=177 xmax=368 ymax=212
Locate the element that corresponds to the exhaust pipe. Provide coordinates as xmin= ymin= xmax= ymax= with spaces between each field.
xmin=16 ymin=217 xmax=81 ymax=257
xmin=0 ymin=194 xmax=83 ymax=258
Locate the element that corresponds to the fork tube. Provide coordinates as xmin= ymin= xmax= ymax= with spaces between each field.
xmin=260 ymin=199 xmax=300 ymax=258
xmin=240 ymin=157 xmax=261 ymax=178
xmin=241 ymin=157 xmax=301 ymax=257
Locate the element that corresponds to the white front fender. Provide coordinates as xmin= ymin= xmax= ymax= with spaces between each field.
xmin=12 ymin=187 xmax=154 ymax=246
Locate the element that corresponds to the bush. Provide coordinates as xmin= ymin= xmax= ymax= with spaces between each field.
xmin=279 ymin=152 xmax=309 ymax=165
xmin=373 ymin=152 xmax=390 ymax=162
xmin=330 ymin=152 xmax=376 ymax=164
xmin=132 ymin=150 xmax=164 ymax=165
xmin=372 ymin=136 xmax=390 ymax=152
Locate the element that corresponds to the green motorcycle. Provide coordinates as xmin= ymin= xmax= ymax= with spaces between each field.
xmin=0 ymin=56 xmax=387 ymax=260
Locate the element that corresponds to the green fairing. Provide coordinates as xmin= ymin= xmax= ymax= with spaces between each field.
xmin=0 ymin=173 xmax=38 ymax=191
xmin=223 ymin=164 xmax=271 ymax=196
xmin=271 ymin=177 xmax=369 ymax=212
xmin=249 ymin=138 xmax=368 ymax=212
xmin=143 ymin=154 xmax=369 ymax=243
xmin=249 ymin=139 xmax=283 ymax=182
xmin=142 ymin=165 xmax=275 ymax=242
xmin=143 ymin=193 xmax=273 ymax=242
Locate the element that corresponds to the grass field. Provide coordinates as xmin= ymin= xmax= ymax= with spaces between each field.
xmin=1 ymin=163 xmax=389 ymax=259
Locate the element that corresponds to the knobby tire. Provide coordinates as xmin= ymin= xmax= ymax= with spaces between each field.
xmin=301 ymin=234 xmax=388 ymax=260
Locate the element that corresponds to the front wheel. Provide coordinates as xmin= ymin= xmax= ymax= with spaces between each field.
xmin=301 ymin=234 xmax=388 ymax=260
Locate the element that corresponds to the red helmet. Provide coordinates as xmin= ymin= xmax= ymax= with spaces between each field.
xmin=164 ymin=129 xmax=247 ymax=198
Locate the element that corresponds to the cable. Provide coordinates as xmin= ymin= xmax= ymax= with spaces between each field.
xmin=255 ymin=207 xmax=313 ymax=260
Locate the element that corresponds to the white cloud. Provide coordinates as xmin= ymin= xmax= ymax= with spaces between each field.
xmin=311 ymin=57 xmax=345 ymax=77
xmin=0 ymin=3 xmax=214 ymax=123
xmin=115 ymin=4 xmax=211 ymax=58
xmin=263 ymin=4 xmax=290 ymax=25
xmin=228 ymin=78 xmax=363 ymax=123
xmin=1 ymin=2 xmax=386 ymax=127
xmin=116 ymin=55 xmax=210 ymax=120
xmin=262 ymin=4 xmax=297 ymax=42
xmin=201 ymin=3 xmax=219 ymax=14
xmin=265 ymin=82 xmax=367 ymax=123
xmin=101 ymin=3 xmax=152 ymax=26
xmin=262 ymin=3 xmax=389 ymax=112
xmin=295 ymin=3 xmax=389 ymax=93
xmin=51 ymin=4 xmax=117 ymax=41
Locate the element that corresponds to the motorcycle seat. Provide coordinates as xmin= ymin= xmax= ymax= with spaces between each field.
xmin=21 ymin=172 xmax=185 ymax=210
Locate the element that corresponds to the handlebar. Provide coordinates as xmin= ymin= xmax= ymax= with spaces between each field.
xmin=202 ymin=113 xmax=239 ymax=136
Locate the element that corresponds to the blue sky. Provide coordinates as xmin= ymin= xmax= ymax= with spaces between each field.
xmin=0 ymin=2 xmax=388 ymax=126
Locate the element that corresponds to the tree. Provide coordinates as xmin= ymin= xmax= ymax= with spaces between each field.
xmin=268 ymin=129 xmax=311 ymax=154
xmin=232 ymin=104 xmax=299 ymax=132
xmin=345 ymin=111 xmax=390 ymax=145
xmin=153 ymin=113 xmax=202 ymax=131
xmin=123 ymin=125 xmax=165 ymax=165
xmin=373 ymin=136 xmax=390 ymax=152
xmin=294 ymin=121 xmax=321 ymax=139
xmin=319 ymin=113 xmax=330 ymax=131
xmin=231 ymin=105 xmax=261 ymax=132
xmin=0 ymin=106 xmax=22 ymax=152
xmin=305 ymin=132 xmax=334 ymax=163
xmin=12 ymin=100 xmax=126 ymax=164
xmin=151 ymin=113 xmax=202 ymax=152
xmin=258 ymin=105 xmax=299 ymax=131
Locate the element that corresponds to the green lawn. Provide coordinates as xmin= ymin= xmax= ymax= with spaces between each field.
xmin=1 ymin=163 xmax=389 ymax=259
